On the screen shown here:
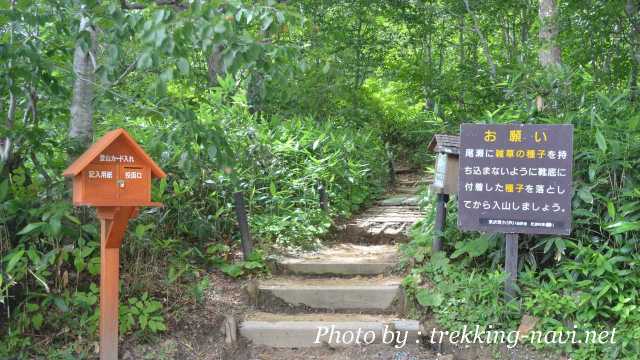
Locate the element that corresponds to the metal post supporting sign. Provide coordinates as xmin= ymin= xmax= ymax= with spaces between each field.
xmin=427 ymin=134 xmax=460 ymax=257
xmin=504 ymin=233 xmax=519 ymax=300
xmin=458 ymin=124 xmax=573 ymax=299
xmin=432 ymin=193 xmax=449 ymax=253
xmin=63 ymin=129 xmax=166 ymax=359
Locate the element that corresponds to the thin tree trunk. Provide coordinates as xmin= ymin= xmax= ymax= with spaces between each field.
xmin=463 ymin=0 xmax=497 ymax=80
xmin=424 ymin=30 xmax=434 ymax=111
xmin=520 ymin=6 xmax=529 ymax=63
xmin=69 ymin=16 xmax=97 ymax=157
xmin=625 ymin=0 xmax=640 ymax=102
xmin=1 ymin=93 xmax=16 ymax=167
xmin=1 ymin=0 xmax=17 ymax=170
xmin=538 ymin=0 xmax=561 ymax=68
xmin=459 ymin=15 xmax=466 ymax=110
xmin=207 ymin=44 xmax=225 ymax=86
xmin=459 ymin=16 xmax=465 ymax=67
xmin=247 ymin=64 xmax=265 ymax=115
xmin=438 ymin=18 xmax=445 ymax=74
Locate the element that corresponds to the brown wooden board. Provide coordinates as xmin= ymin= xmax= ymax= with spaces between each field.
xmin=457 ymin=123 xmax=573 ymax=235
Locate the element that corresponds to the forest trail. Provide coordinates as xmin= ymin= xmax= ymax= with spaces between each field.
xmin=238 ymin=166 xmax=442 ymax=359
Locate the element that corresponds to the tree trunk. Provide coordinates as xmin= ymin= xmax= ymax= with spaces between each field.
xmin=626 ymin=0 xmax=640 ymax=102
xmin=1 ymin=92 xmax=16 ymax=167
xmin=538 ymin=0 xmax=561 ymax=68
xmin=207 ymin=44 xmax=225 ymax=86
xmin=1 ymin=0 xmax=16 ymax=172
xmin=463 ymin=0 xmax=497 ymax=80
xmin=247 ymin=67 xmax=265 ymax=115
xmin=520 ymin=5 xmax=529 ymax=64
xmin=459 ymin=16 xmax=465 ymax=67
xmin=423 ymin=30 xmax=434 ymax=111
xmin=69 ymin=16 xmax=96 ymax=157
xmin=459 ymin=15 xmax=466 ymax=110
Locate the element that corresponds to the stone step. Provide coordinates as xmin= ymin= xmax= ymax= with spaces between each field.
xmin=377 ymin=195 xmax=419 ymax=206
xmin=393 ymin=186 xmax=421 ymax=194
xmin=395 ymin=179 xmax=429 ymax=187
xmin=340 ymin=205 xmax=424 ymax=244
xmin=251 ymin=276 xmax=404 ymax=313
xmin=240 ymin=312 xmax=422 ymax=348
xmin=273 ymin=244 xmax=398 ymax=276
xmin=393 ymin=167 xmax=413 ymax=174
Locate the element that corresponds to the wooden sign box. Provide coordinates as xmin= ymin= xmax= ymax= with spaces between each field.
xmin=63 ymin=128 xmax=165 ymax=206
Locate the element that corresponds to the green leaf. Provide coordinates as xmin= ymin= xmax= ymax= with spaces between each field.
xmin=135 ymin=224 xmax=147 ymax=238
xmin=0 ymin=179 xmax=8 ymax=202
xmin=137 ymin=51 xmax=153 ymax=70
xmin=54 ymin=297 xmax=69 ymax=312
xmin=177 ymin=57 xmax=190 ymax=75
xmin=65 ymin=214 xmax=81 ymax=225
xmin=606 ymin=221 xmax=640 ymax=235
xmin=149 ymin=320 xmax=166 ymax=332
xmin=322 ymin=62 xmax=330 ymax=74
xmin=242 ymin=261 xmax=263 ymax=269
xmin=144 ymin=301 xmax=162 ymax=314
xmin=416 ymin=288 xmax=443 ymax=308
xmin=139 ymin=314 xmax=148 ymax=330
xmin=32 ymin=313 xmax=44 ymax=330
xmin=50 ymin=217 xmax=61 ymax=236
xmin=223 ymin=50 xmax=236 ymax=70
xmin=607 ymin=201 xmax=616 ymax=219
xmin=88 ymin=256 xmax=101 ymax=275
xmin=17 ymin=222 xmax=45 ymax=235
xmin=208 ymin=145 xmax=217 ymax=161
xmin=160 ymin=68 xmax=173 ymax=82
xmin=262 ymin=16 xmax=273 ymax=31
xmin=6 ymin=249 xmax=25 ymax=272
xmin=595 ymin=130 xmax=607 ymax=152
xmin=214 ymin=21 xmax=226 ymax=33
xmin=74 ymin=256 xmax=86 ymax=273
xmin=577 ymin=188 xmax=593 ymax=205
xmin=220 ymin=263 xmax=243 ymax=278
xmin=153 ymin=9 xmax=166 ymax=25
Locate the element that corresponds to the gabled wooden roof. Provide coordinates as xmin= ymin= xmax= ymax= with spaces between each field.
xmin=63 ymin=128 xmax=166 ymax=178
xmin=427 ymin=134 xmax=460 ymax=155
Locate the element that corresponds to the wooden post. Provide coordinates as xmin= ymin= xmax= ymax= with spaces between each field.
xmin=504 ymin=233 xmax=519 ymax=301
xmin=97 ymin=208 xmax=119 ymax=360
xmin=318 ymin=183 xmax=329 ymax=212
xmin=234 ymin=191 xmax=253 ymax=260
xmin=432 ymin=193 xmax=449 ymax=255
xmin=62 ymin=129 xmax=166 ymax=360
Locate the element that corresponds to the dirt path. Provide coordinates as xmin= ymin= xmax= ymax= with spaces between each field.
xmin=238 ymin=166 xmax=439 ymax=359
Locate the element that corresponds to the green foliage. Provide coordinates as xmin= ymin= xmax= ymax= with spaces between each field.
xmin=120 ymin=292 xmax=166 ymax=336
xmin=403 ymin=252 xmax=519 ymax=331
xmin=219 ymin=250 xmax=267 ymax=278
